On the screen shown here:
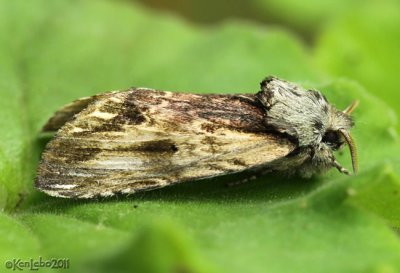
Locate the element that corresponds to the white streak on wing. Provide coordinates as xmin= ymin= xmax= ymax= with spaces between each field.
xmin=72 ymin=127 xmax=85 ymax=133
xmin=89 ymin=110 xmax=118 ymax=120
xmin=51 ymin=184 xmax=78 ymax=189
xmin=95 ymin=158 xmax=143 ymax=169
xmin=41 ymin=189 xmax=68 ymax=198
xmin=121 ymin=188 xmax=136 ymax=194
xmin=100 ymin=191 xmax=114 ymax=197
xmin=80 ymin=193 xmax=95 ymax=198
xmin=65 ymin=170 xmax=93 ymax=177
xmin=109 ymin=96 xmax=123 ymax=103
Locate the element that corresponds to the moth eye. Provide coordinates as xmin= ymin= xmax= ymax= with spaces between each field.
xmin=322 ymin=130 xmax=342 ymax=149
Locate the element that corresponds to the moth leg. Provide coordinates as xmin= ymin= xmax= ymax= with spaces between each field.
xmin=226 ymin=174 xmax=259 ymax=187
xmin=323 ymin=147 xmax=351 ymax=175
xmin=332 ymin=158 xmax=351 ymax=175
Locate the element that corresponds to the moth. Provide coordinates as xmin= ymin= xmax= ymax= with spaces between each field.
xmin=36 ymin=76 xmax=358 ymax=198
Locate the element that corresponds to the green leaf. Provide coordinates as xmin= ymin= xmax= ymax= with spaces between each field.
xmin=0 ymin=0 xmax=399 ymax=273
xmin=347 ymin=164 xmax=400 ymax=228
xmin=96 ymin=220 xmax=218 ymax=273
xmin=252 ymin=0 xmax=367 ymax=35
xmin=0 ymin=213 xmax=41 ymax=262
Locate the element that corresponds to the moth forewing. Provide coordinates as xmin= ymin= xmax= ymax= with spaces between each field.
xmin=36 ymin=88 xmax=296 ymax=198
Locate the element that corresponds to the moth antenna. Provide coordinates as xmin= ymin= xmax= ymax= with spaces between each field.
xmin=343 ymin=100 xmax=359 ymax=115
xmin=338 ymin=129 xmax=358 ymax=174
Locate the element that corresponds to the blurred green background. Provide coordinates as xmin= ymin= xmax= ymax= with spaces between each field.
xmin=0 ymin=0 xmax=399 ymax=272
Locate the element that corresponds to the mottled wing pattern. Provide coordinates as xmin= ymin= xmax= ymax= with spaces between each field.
xmin=36 ymin=89 xmax=295 ymax=198
xmin=42 ymin=94 xmax=104 ymax=132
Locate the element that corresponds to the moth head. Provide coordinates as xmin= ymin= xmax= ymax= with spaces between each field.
xmin=257 ymin=76 xmax=358 ymax=174
xmin=322 ymin=100 xmax=358 ymax=174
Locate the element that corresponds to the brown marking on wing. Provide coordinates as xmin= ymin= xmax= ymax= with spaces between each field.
xmin=130 ymin=90 xmax=267 ymax=134
xmin=135 ymin=139 xmax=178 ymax=154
